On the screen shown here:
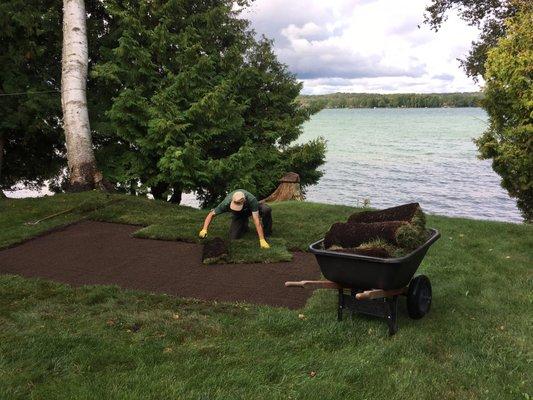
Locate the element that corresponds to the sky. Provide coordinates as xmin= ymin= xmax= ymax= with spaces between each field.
xmin=242 ymin=0 xmax=483 ymax=95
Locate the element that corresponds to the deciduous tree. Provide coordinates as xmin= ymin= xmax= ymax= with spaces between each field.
xmin=61 ymin=0 xmax=99 ymax=191
xmin=476 ymin=9 xmax=532 ymax=222
xmin=424 ymin=0 xmax=520 ymax=79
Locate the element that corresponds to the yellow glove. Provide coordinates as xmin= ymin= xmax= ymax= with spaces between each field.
xmin=199 ymin=229 xmax=208 ymax=239
xmin=259 ymin=239 xmax=270 ymax=249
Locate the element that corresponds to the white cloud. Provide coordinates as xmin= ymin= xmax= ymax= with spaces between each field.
xmin=242 ymin=0 xmax=483 ymax=94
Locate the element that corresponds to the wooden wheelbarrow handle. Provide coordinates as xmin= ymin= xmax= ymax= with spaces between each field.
xmin=285 ymin=281 xmax=408 ymax=300
xmin=355 ymin=287 xmax=407 ymax=300
xmin=285 ymin=280 xmax=342 ymax=289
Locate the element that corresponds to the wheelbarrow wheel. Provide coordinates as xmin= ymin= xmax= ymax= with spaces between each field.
xmin=407 ymin=275 xmax=432 ymax=319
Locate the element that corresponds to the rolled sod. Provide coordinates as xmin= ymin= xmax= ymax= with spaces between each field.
xmin=202 ymin=237 xmax=229 ymax=264
xmin=347 ymin=202 xmax=425 ymax=229
xmin=324 ymin=221 xmax=409 ymax=249
xmin=324 ymin=203 xmax=428 ymax=257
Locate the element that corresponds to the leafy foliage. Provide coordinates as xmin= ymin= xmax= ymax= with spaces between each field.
xmin=424 ymin=0 xmax=520 ymax=79
xmin=475 ymin=9 xmax=533 ymax=222
xmin=92 ymin=0 xmax=325 ymax=205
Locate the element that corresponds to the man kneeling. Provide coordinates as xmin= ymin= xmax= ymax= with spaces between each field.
xmin=199 ymin=190 xmax=272 ymax=249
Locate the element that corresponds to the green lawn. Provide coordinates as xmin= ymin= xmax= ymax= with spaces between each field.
xmin=0 ymin=192 xmax=532 ymax=399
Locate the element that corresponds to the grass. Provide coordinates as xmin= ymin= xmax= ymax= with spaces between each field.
xmin=0 ymin=192 xmax=116 ymax=249
xmin=1 ymin=192 xmax=532 ymax=399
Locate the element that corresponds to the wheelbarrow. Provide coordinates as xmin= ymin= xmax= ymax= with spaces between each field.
xmin=286 ymin=229 xmax=440 ymax=335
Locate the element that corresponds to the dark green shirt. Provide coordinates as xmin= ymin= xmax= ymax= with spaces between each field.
xmin=213 ymin=189 xmax=259 ymax=215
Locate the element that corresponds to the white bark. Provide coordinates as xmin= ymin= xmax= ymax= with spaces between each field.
xmin=61 ymin=0 xmax=96 ymax=190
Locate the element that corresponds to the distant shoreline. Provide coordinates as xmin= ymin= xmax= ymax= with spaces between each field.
xmin=299 ymin=92 xmax=483 ymax=112
xmin=309 ymin=105 xmax=483 ymax=110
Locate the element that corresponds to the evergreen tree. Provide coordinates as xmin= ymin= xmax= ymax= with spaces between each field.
xmin=92 ymin=0 xmax=325 ymax=205
xmin=0 ymin=1 xmax=64 ymax=195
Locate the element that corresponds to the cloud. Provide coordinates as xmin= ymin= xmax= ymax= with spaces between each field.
xmin=278 ymin=22 xmax=427 ymax=79
xmin=432 ymin=73 xmax=455 ymax=81
xmin=243 ymin=0 xmax=483 ymax=93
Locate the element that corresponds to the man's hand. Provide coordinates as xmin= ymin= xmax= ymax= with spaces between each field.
xmin=199 ymin=229 xmax=208 ymax=239
xmin=259 ymin=239 xmax=270 ymax=249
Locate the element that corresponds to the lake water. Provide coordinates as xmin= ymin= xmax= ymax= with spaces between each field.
xmin=298 ymin=108 xmax=522 ymax=223
xmin=6 ymin=107 xmax=522 ymax=223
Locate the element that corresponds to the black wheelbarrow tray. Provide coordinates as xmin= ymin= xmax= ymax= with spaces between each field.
xmin=286 ymin=228 xmax=441 ymax=335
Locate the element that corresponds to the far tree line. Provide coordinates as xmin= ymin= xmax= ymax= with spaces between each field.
xmin=299 ymin=92 xmax=483 ymax=112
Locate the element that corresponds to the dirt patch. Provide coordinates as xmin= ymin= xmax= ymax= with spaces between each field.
xmin=0 ymin=221 xmax=320 ymax=309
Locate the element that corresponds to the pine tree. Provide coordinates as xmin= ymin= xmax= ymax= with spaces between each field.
xmin=0 ymin=1 xmax=64 ymax=195
xmin=92 ymin=0 xmax=325 ymax=205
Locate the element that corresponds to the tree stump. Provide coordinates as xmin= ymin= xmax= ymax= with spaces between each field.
xmin=262 ymin=172 xmax=303 ymax=202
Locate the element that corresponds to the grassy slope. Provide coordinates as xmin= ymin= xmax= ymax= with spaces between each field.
xmin=0 ymin=192 xmax=115 ymax=249
xmin=0 ymin=193 xmax=532 ymax=399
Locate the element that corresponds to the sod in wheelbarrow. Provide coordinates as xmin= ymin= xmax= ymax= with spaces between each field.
xmin=324 ymin=204 xmax=428 ymax=257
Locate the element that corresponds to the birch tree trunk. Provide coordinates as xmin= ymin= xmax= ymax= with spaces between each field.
xmin=61 ymin=0 xmax=97 ymax=191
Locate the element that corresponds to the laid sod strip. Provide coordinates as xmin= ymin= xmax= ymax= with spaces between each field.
xmin=133 ymin=223 xmax=200 ymax=243
xmin=202 ymin=237 xmax=291 ymax=264
xmin=228 ymin=238 xmax=292 ymax=264
xmin=134 ymin=222 xmax=292 ymax=264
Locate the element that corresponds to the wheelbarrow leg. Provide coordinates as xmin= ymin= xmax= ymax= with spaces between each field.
xmin=386 ymin=296 xmax=399 ymax=336
xmin=337 ymin=289 xmax=344 ymax=321
xmin=350 ymin=289 xmax=357 ymax=319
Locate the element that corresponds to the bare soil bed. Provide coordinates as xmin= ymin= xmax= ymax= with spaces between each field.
xmin=0 ymin=221 xmax=320 ymax=309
